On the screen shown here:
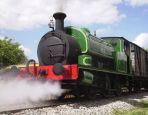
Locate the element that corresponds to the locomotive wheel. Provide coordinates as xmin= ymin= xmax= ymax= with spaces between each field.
xmin=74 ymin=93 xmax=81 ymax=99
xmin=133 ymin=80 xmax=141 ymax=93
xmin=73 ymin=86 xmax=82 ymax=99
xmin=84 ymin=88 xmax=97 ymax=100
xmin=114 ymin=83 xmax=122 ymax=96
xmin=58 ymin=92 xmax=75 ymax=100
xmin=114 ymin=77 xmax=122 ymax=96
xmin=128 ymin=77 xmax=134 ymax=93
xmin=57 ymin=94 xmax=66 ymax=100
xmin=100 ymin=75 xmax=111 ymax=98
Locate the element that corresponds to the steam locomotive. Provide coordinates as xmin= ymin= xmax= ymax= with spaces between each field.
xmin=18 ymin=12 xmax=148 ymax=98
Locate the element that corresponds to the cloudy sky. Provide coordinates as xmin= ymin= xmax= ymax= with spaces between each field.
xmin=0 ymin=0 xmax=148 ymax=60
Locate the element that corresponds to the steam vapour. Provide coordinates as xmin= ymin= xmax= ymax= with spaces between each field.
xmin=56 ymin=0 xmax=68 ymax=12
xmin=0 ymin=78 xmax=63 ymax=106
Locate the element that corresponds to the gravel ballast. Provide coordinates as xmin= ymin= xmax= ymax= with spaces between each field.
xmin=1 ymin=92 xmax=148 ymax=115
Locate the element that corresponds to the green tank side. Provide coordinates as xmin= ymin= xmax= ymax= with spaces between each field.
xmin=65 ymin=26 xmax=88 ymax=53
xmin=65 ymin=26 xmax=114 ymax=58
xmin=103 ymin=37 xmax=127 ymax=73
xmin=87 ymin=34 xmax=114 ymax=58
xmin=78 ymin=55 xmax=92 ymax=66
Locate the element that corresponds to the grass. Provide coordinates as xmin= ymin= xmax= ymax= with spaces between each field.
xmin=113 ymin=100 xmax=148 ymax=115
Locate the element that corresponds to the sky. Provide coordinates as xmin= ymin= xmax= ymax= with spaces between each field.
xmin=0 ymin=0 xmax=148 ymax=60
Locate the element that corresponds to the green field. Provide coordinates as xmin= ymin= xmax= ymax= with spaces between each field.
xmin=114 ymin=101 xmax=148 ymax=115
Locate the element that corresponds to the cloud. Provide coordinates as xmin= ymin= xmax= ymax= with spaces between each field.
xmin=65 ymin=0 xmax=125 ymax=25
xmin=19 ymin=45 xmax=31 ymax=55
xmin=0 ymin=0 xmax=125 ymax=30
xmin=0 ymin=36 xmax=4 ymax=40
xmin=0 ymin=0 xmax=57 ymax=30
xmin=96 ymin=27 xmax=112 ymax=36
xmin=124 ymin=0 xmax=148 ymax=6
xmin=133 ymin=33 xmax=148 ymax=49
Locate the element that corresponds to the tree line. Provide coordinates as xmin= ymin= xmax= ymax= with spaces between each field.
xmin=0 ymin=37 xmax=27 ymax=68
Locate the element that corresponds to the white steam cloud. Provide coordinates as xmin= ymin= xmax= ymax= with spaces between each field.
xmin=0 ymin=79 xmax=63 ymax=106
xmin=1 ymin=0 xmax=148 ymax=30
xmin=56 ymin=0 xmax=68 ymax=12
xmin=0 ymin=0 xmax=125 ymax=30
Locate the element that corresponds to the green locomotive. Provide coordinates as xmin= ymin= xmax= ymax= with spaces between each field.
xmin=17 ymin=12 xmax=148 ymax=98
xmin=64 ymin=25 xmax=148 ymax=97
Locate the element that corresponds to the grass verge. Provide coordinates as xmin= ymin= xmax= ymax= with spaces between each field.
xmin=113 ymin=100 xmax=148 ymax=115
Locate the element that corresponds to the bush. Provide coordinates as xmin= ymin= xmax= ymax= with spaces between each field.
xmin=0 ymin=37 xmax=27 ymax=68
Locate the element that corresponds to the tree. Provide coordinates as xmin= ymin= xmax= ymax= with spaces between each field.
xmin=0 ymin=37 xmax=27 ymax=67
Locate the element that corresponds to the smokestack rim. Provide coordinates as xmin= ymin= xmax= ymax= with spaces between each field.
xmin=53 ymin=12 xmax=66 ymax=20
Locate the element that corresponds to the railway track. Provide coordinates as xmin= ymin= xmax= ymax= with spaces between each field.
xmin=0 ymin=91 xmax=147 ymax=114
xmin=0 ymin=100 xmax=58 ymax=114
xmin=0 ymin=96 xmax=84 ymax=114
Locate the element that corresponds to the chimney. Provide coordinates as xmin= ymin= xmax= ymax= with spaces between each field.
xmin=53 ymin=12 xmax=66 ymax=31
